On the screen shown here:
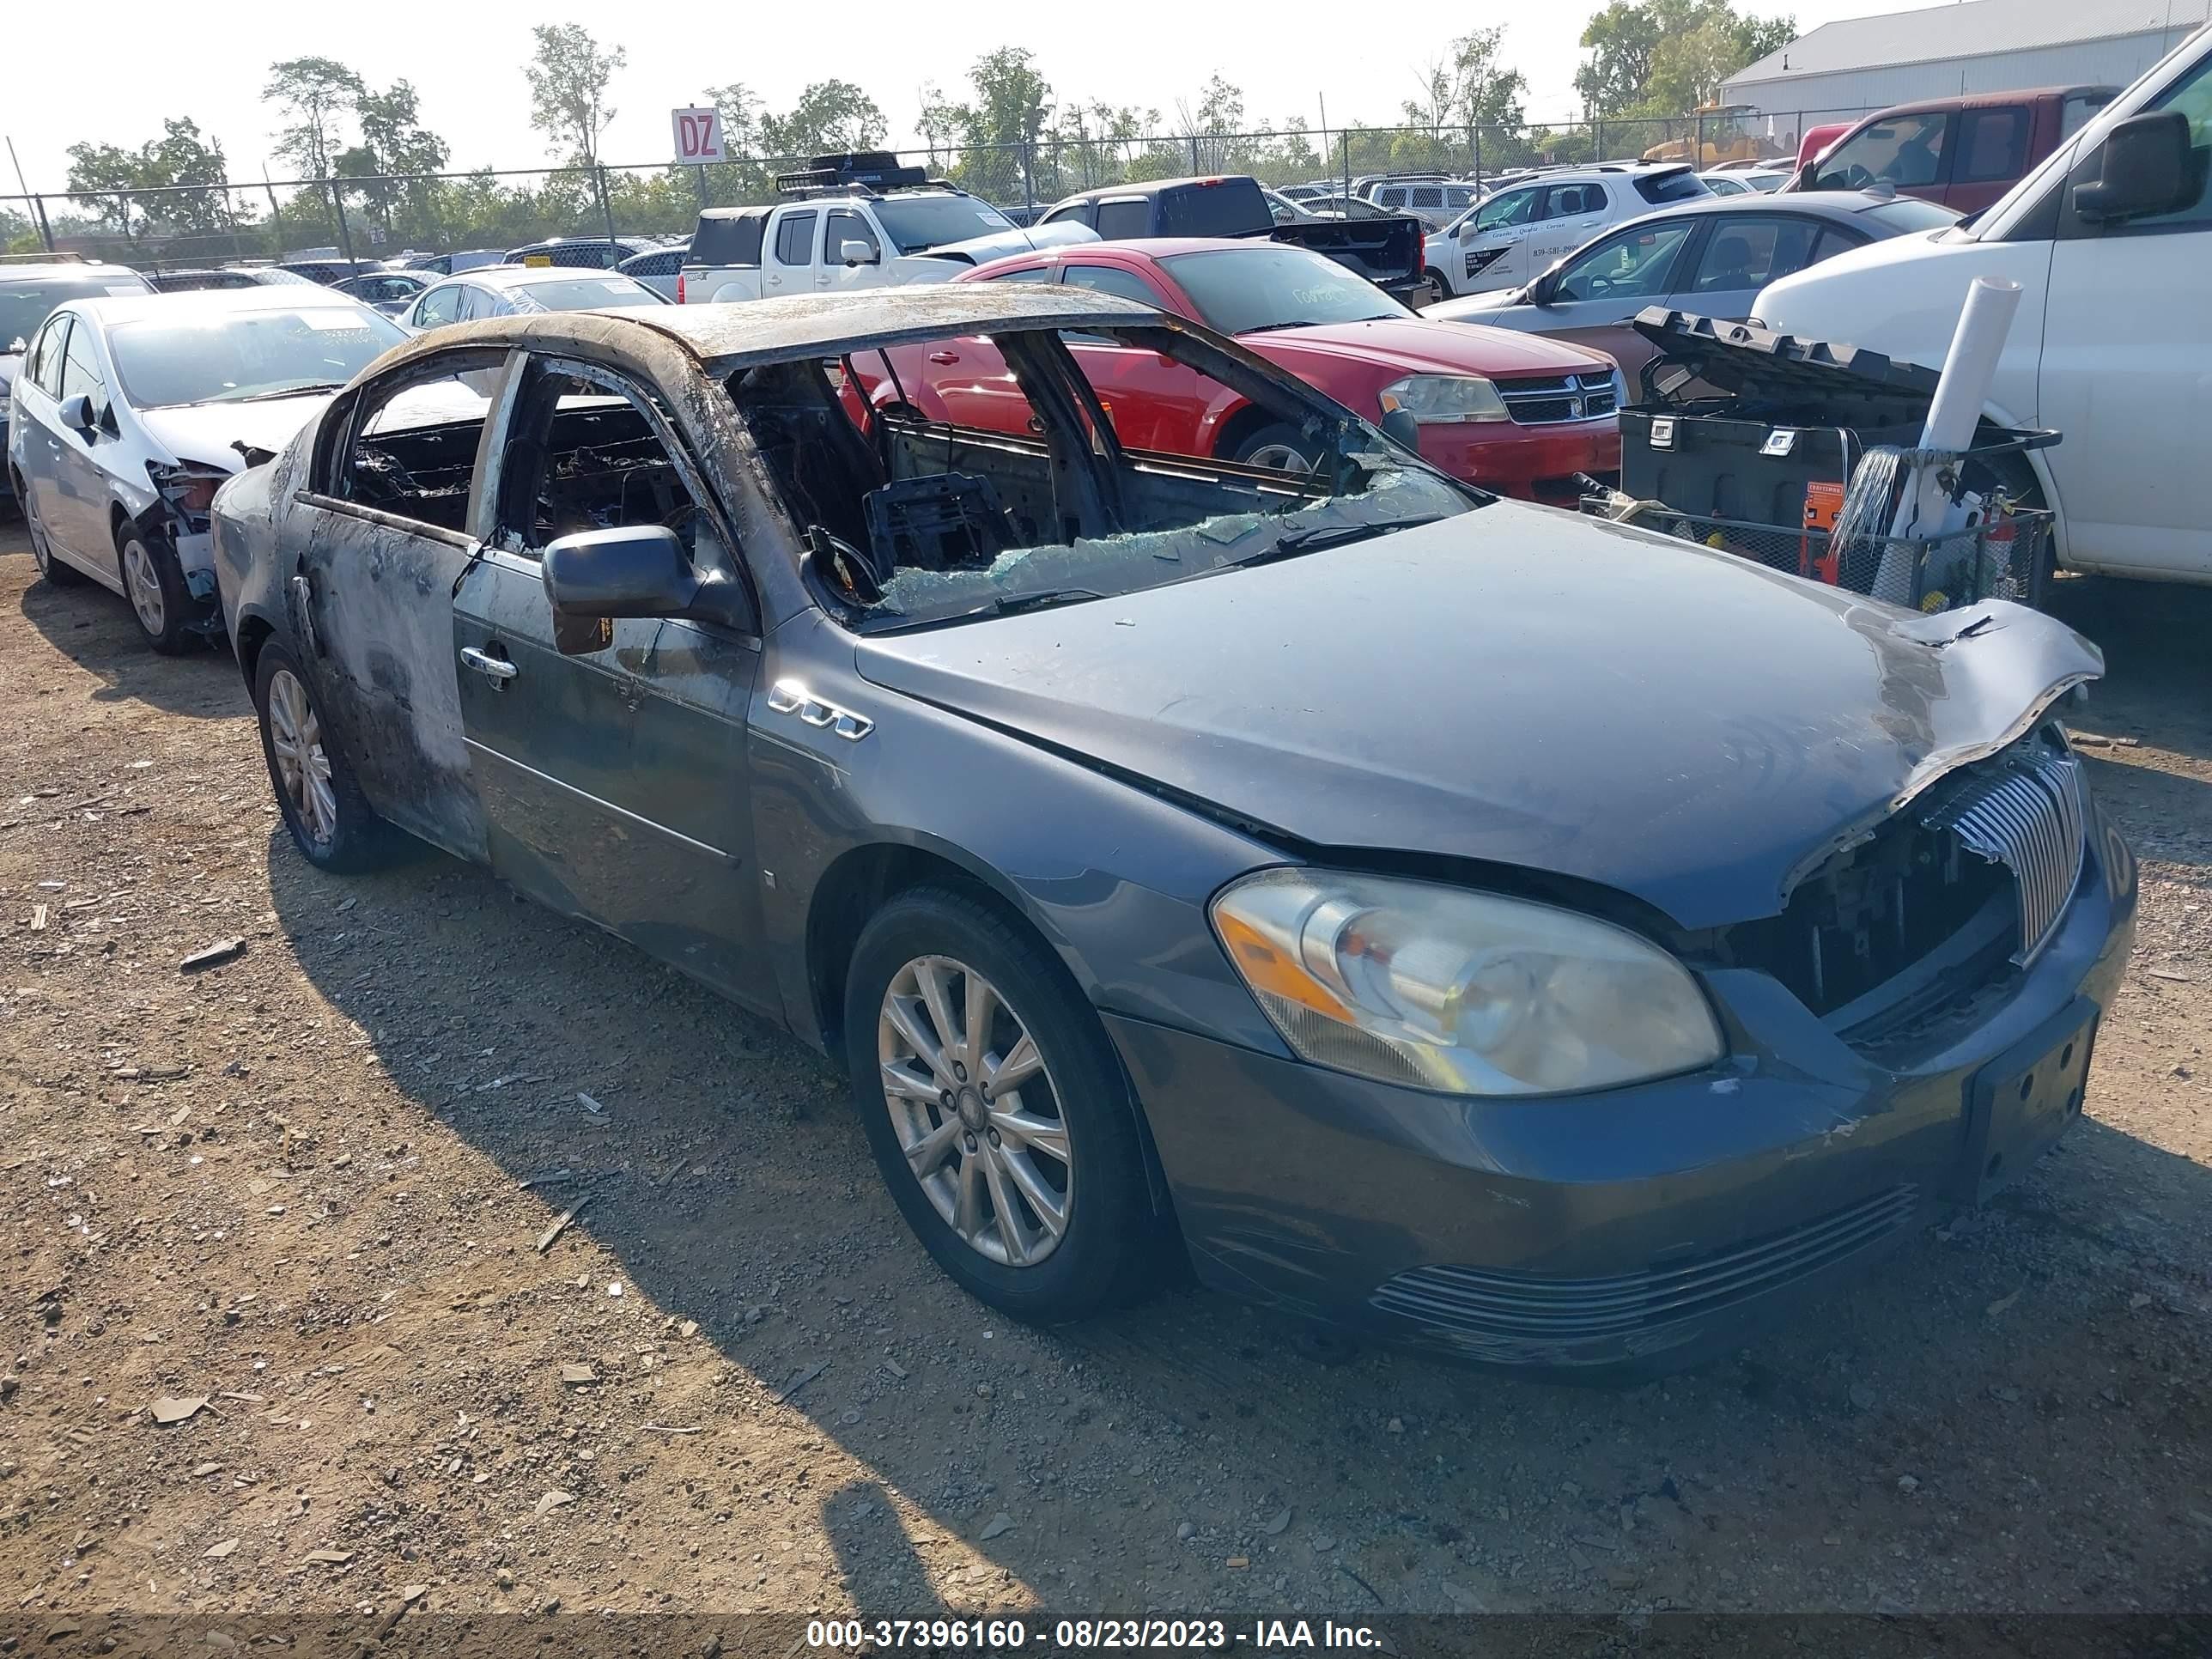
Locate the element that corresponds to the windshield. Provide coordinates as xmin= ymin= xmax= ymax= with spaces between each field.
xmin=732 ymin=323 xmax=1474 ymax=634
xmin=2 ymin=276 xmax=147 ymax=354
xmin=873 ymin=195 xmax=1015 ymax=253
xmin=1161 ymin=246 xmax=1408 ymax=334
xmin=515 ymin=275 xmax=667 ymax=310
xmin=1864 ymin=197 xmax=1961 ymax=233
xmin=107 ymin=307 xmax=405 ymax=408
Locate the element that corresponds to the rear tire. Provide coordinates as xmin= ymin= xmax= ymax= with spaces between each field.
xmin=843 ymin=885 xmax=1168 ymax=1323
xmin=252 ymin=644 xmax=404 ymax=873
xmin=17 ymin=476 xmax=84 ymax=587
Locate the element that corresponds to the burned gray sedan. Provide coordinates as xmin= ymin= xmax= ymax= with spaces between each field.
xmin=211 ymin=288 xmax=2135 ymax=1371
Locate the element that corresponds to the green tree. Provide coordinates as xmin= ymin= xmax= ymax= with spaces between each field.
xmin=1575 ymin=1 xmax=1795 ymax=116
xmin=702 ymin=82 xmax=763 ymax=156
xmin=760 ymin=81 xmax=887 ymax=159
xmin=526 ymin=22 xmax=626 ymax=167
xmin=338 ymin=80 xmax=450 ymax=238
xmin=66 ymin=118 xmax=233 ymax=245
xmin=264 ymin=56 xmax=365 ymax=177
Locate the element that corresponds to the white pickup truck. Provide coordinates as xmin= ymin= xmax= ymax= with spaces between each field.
xmin=1754 ymin=22 xmax=2212 ymax=586
xmin=679 ymin=154 xmax=1094 ymax=305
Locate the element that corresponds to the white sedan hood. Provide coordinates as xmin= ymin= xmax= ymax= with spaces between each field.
xmin=137 ymin=393 xmax=341 ymax=473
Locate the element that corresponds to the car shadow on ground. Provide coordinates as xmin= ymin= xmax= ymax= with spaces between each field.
xmin=265 ymin=823 xmax=2212 ymax=1615
xmin=2049 ymin=575 xmax=2212 ymax=769
xmin=15 ymin=563 xmax=243 ymax=720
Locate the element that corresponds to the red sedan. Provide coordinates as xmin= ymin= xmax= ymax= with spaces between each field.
xmin=873 ymin=239 xmax=1621 ymax=502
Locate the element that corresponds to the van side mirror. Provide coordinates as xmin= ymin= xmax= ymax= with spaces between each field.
xmin=2074 ymin=110 xmax=2197 ymax=223
xmin=1528 ymin=269 xmax=1560 ymax=307
xmin=840 ymin=240 xmax=878 ymax=266
xmin=541 ymin=524 xmax=751 ymax=651
xmin=60 ymin=393 xmax=97 ymax=434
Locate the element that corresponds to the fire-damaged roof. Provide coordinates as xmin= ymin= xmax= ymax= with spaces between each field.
xmin=376 ymin=285 xmax=1163 ymax=377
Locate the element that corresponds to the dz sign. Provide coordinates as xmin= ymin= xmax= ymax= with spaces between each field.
xmin=672 ymin=106 xmax=726 ymax=164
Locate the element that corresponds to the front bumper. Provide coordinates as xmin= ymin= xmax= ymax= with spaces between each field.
xmin=1417 ymin=419 xmax=1620 ymax=504
xmin=1106 ymin=820 xmax=2136 ymax=1374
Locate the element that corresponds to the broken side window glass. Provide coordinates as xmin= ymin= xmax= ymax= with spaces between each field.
xmin=724 ymin=323 xmax=1474 ymax=631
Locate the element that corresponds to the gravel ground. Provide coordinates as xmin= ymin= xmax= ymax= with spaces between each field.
xmin=2 ymin=528 xmax=2208 ymax=1627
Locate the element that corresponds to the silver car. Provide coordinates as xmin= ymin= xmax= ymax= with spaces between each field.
xmin=8 ymin=286 xmax=405 ymax=651
xmin=397 ymin=264 xmax=671 ymax=331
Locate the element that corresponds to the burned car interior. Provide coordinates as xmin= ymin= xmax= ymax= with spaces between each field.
xmin=720 ymin=323 xmax=1473 ymax=626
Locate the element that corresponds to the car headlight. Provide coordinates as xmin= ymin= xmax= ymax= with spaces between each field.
xmin=1378 ymin=374 xmax=1509 ymax=424
xmin=1210 ymin=869 xmax=1723 ymax=1096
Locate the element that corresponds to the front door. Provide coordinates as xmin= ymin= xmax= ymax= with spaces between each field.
xmin=450 ymin=355 xmax=769 ymax=1003
xmin=1534 ymin=217 xmax=1703 ymax=386
xmin=2038 ymin=50 xmax=2212 ymax=580
xmin=48 ymin=317 xmax=119 ymax=572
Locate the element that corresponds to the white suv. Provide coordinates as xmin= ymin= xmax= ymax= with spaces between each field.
xmin=1429 ymin=164 xmax=1711 ymax=300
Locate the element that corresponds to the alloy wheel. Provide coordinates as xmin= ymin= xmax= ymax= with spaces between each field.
xmin=877 ymin=954 xmax=1072 ymax=1267
xmin=1243 ymin=442 xmax=1317 ymax=472
xmin=267 ymin=667 xmax=338 ymax=848
xmin=121 ymin=537 xmax=167 ymax=635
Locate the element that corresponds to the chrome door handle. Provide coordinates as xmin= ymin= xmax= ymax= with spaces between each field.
xmin=460 ymin=645 xmax=517 ymax=684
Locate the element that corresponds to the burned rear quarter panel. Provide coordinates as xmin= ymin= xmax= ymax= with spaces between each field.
xmin=744 ymin=611 xmax=1291 ymax=1058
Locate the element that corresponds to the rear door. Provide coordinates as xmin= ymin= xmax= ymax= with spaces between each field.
xmin=764 ymin=209 xmax=818 ymax=298
xmin=1948 ymin=105 xmax=2033 ymax=213
xmin=450 ymin=354 xmax=769 ymax=1000
xmin=1532 ymin=182 xmax=1610 ymax=267
xmin=1663 ymin=212 xmax=1852 ymax=325
xmin=289 ymin=348 xmax=508 ymax=860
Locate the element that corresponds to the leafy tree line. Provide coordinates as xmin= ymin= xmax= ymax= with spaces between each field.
xmin=17 ymin=4 xmax=1789 ymax=259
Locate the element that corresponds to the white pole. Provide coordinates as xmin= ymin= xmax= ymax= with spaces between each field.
xmin=1870 ymin=275 xmax=2021 ymax=601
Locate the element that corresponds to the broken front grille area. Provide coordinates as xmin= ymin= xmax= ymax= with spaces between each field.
xmin=1705 ymin=729 xmax=2088 ymax=1036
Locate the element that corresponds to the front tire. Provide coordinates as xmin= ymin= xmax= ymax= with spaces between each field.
xmin=1229 ymin=422 xmax=1322 ymax=473
xmin=843 ymin=886 xmax=1167 ymax=1322
xmin=118 ymin=527 xmax=195 ymax=653
xmin=252 ymin=644 xmax=403 ymax=872
xmin=1423 ymin=265 xmax=1455 ymax=301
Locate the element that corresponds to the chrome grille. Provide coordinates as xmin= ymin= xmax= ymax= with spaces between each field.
xmin=1922 ymin=735 xmax=2086 ymax=965
xmin=1497 ymin=371 xmax=1620 ymax=427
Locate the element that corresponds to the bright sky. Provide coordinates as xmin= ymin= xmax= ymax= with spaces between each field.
xmin=5 ymin=0 xmax=1889 ymax=196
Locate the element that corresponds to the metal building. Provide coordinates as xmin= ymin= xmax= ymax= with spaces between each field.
xmin=1722 ymin=0 xmax=2209 ymax=125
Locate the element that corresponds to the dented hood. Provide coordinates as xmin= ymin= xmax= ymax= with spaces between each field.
xmin=854 ymin=503 xmax=2101 ymax=929
xmin=137 ymin=394 xmax=339 ymax=472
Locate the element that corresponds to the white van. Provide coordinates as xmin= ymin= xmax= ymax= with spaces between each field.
xmin=1753 ymin=25 xmax=2212 ymax=586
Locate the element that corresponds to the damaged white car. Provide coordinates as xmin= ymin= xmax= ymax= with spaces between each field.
xmin=9 ymin=286 xmax=404 ymax=651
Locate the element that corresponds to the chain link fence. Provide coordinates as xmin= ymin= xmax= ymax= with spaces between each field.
xmin=1 ymin=107 xmax=1878 ymax=270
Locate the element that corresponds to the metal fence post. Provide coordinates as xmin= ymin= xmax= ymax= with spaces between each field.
xmin=32 ymin=193 xmax=55 ymax=252
xmin=1189 ymin=134 xmax=1201 ymax=173
xmin=327 ymin=179 xmax=356 ymax=265
xmin=1023 ymin=141 xmax=1036 ymax=215
xmin=598 ymin=165 xmax=618 ymax=245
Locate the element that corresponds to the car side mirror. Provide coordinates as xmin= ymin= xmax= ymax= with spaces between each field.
xmin=2074 ymin=111 xmax=2197 ymax=223
xmin=1528 ymin=270 xmax=1559 ymax=307
xmin=6 ymin=337 xmax=25 ymax=356
xmin=1379 ymin=409 xmax=1422 ymax=453
xmin=541 ymin=524 xmax=750 ymax=652
xmin=840 ymin=240 xmax=877 ymax=266
xmin=60 ymin=393 xmax=97 ymax=434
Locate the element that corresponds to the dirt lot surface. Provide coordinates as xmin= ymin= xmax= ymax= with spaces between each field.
xmin=2 ymin=526 xmax=2209 ymax=1634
